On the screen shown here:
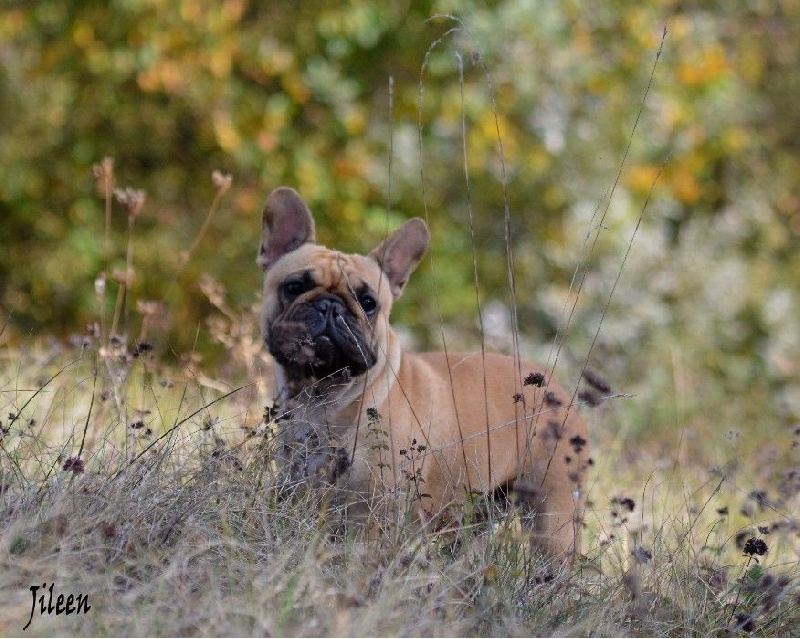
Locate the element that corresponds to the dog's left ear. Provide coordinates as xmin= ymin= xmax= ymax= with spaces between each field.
xmin=369 ymin=218 xmax=430 ymax=299
xmin=258 ymin=187 xmax=316 ymax=270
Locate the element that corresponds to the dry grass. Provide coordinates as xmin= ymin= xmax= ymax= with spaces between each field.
xmin=0 ymin=334 xmax=797 ymax=637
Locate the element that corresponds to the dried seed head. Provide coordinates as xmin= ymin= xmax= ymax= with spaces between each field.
xmin=611 ymin=495 xmax=636 ymax=512
xmin=743 ymin=537 xmax=768 ymax=557
xmin=62 ymin=456 xmax=85 ymax=474
xmin=582 ymin=369 xmax=612 ymax=393
xmin=114 ymin=187 xmax=146 ymax=218
xmin=93 ymin=156 xmax=114 ymax=181
xmin=569 ymin=434 xmax=587 ymax=454
xmin=212 ymin=170 xmax=233 ymax=196
xmin=578 ymin=389 xmax=601 ymax=407
xmin=524 ymin=372 xmax=546 ymax=387
xmin=112 ymin=268 xmax=135 ymax=287
xmin=136 ymin=300 xmax=164 ymax=317
xmin=132 ymin=342 xmax=154 ymax=357
xmin=199 ymin=274 xmax=226 ymax=307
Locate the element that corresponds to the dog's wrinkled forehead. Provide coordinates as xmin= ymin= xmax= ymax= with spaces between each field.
xmin=264 ymin=244 xmax=389 ymax=298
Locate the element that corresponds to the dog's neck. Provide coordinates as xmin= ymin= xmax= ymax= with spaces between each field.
xmin=273 ymin=328 xmax=403 ymax=426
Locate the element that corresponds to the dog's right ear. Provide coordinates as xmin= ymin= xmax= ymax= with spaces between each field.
xmin=257 ymin=187 xmax=316 ymax=271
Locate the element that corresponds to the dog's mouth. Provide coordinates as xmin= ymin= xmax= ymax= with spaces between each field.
xmin=267 ymin=294 xmax=377 ymax=381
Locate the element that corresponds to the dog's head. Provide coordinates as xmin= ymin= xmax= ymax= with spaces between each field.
xmin=258 ymin=187 xmax=429 ymax=387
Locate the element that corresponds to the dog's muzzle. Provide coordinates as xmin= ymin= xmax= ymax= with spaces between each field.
xmin=267 ymin=294 xmax=377 ymax=379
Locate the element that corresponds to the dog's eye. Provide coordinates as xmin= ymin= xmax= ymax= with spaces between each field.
xmin=358 ymin=294 xmax=378 ymax=315
xmin=281 ymin=280 xmax=306 ymax=300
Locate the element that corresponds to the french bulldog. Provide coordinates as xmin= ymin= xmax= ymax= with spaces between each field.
xmin=258 ymin=186 xmax=589 ymax=557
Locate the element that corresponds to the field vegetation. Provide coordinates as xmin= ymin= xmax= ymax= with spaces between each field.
xmin=1 ymin=1 xmax=799 ymax=636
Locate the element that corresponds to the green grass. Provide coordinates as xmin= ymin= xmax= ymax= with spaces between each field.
xmin=1 ymin=339 xmax=797 ymax=637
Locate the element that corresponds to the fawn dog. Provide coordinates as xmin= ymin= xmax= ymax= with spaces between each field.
xmin=258 ymin=186 xmax=589 ymax=556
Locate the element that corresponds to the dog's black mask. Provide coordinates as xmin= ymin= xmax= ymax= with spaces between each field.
xmin=267 ymin=294 xmax=377 ymax=380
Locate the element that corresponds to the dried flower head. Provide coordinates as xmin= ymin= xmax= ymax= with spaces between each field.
xmin=199 ymin=274 xmax=226 ymax=308
xmin=92 ymin=156 xmax=115 ymax=184
xmin=212 ymin=170 xmax=233 ymax=196
xmin=111 ymin=268 xmax=135 ymax=287
xmin=743 ymin=537 xmax=768 ymax=557
xmin=582 ymin=369 xmax=612 ymax=393
xmin=611 ymin=495 xmax=636 ymax=512
xmin=136 ymin=300 xmax=164 ymax=317
xmin=578 ymin=389 xmax=601 ymax=407
xmin=524 ymin=372 xmax=546 ymax=387
xmin=132 ymin=341 xmax=154 ymax=357
xmin=569 ymin=434 xmax=587 ymax=454
xmin=114 ymin=187 xmax=146 ymax=218
xmin=62 ymin=456 xmax=85 ymax=474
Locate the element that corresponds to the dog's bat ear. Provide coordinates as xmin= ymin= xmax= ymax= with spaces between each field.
xmin=258 ymin=187 xmax=316 ymax=270
xmin=369 ymin=218 xmax=430 ymax=299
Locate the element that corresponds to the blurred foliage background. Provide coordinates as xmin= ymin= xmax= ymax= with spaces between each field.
xmin=1 ymin=1 xmax=799 ymax=440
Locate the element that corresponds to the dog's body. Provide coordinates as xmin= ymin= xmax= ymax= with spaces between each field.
xmin=258 ymin=187 xmax=589 ymax=557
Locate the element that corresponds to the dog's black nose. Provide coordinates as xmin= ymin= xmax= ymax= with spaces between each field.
xmin=314 ymin=294 xmax=346 ymax=316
